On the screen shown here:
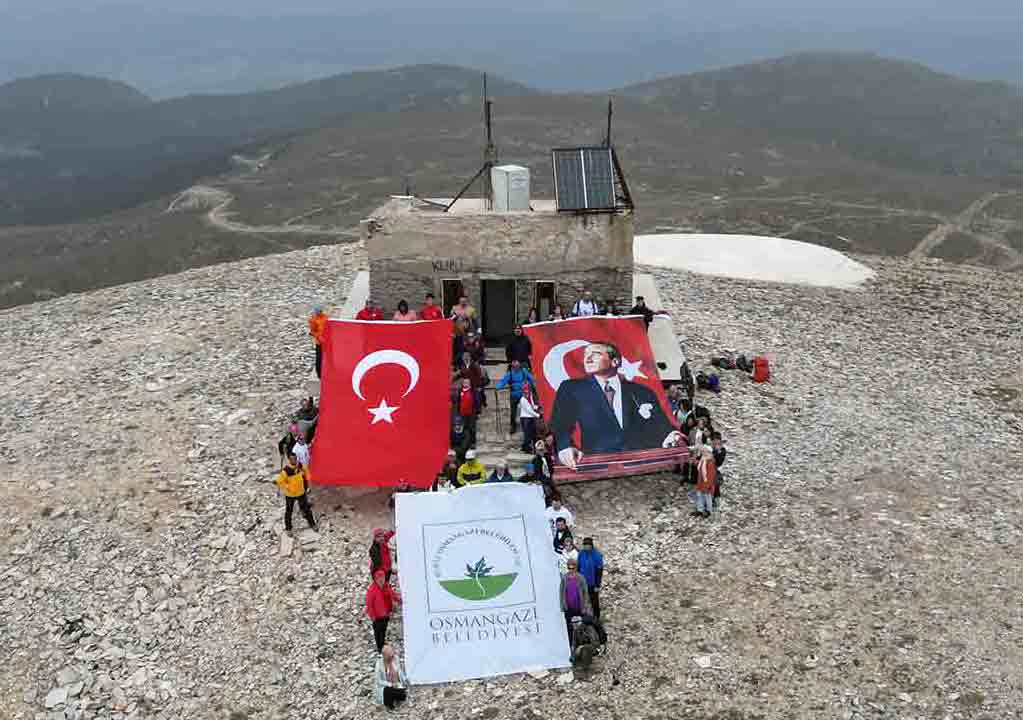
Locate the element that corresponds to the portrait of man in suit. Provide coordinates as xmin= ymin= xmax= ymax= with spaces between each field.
xmin=551 ymin=342 xmax=682 ymax=469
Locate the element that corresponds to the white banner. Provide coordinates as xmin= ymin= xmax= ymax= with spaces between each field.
xmin=395 ymin=484 xmax=570 ymax=684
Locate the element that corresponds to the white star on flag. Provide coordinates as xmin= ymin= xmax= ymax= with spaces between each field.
xmin=368 ymin=398 xmax=398 ymax=424
xmin=618 ymin=356 xmax=648 ymax=381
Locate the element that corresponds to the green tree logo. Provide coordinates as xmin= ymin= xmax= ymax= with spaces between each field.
xmin=439 ymin=555 xmax=517 ymax=601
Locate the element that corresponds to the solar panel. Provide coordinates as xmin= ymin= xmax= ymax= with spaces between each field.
xmin=553 ymin=147 xmax=617 ymax=211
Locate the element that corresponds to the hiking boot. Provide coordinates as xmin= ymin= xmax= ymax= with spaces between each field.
xmin=690 ymin=510 xmax=702 ymax=517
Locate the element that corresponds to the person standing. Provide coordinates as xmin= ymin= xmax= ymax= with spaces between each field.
xmin=369 ymin=528 xmax=396 ymax=581
xmin=545 ymin=494 xmax=575 ymax=535
xmin=308 ymin=306 xmax=328 ymax=378
xmin=365 ymin=570 xmax=401 ymax=653
xmin=576 ymin=537 xmax=605 ymax=619
xmin=419 ymin=293 xmax=444 ymax=320
xmin=693 ymin=446 xmax=717 ymax=518
xmin=356 ymin=299 xmax=384 ymax=321
xmin=711 ymin=431 xmax=727 ymax=506
xmin=292 ymin=432 xmax=311 ymax=470
xmin=374 ymin=644 xmax=409 ymax=710
xmin=392 ymin=299 xmax=417 ymax=321
xmin=450 ymin=294 xmax=478 ymax=332
xmin=494 ymin=359 xmax=537 ymax=435
xmin=277 ymin=424 xmax=301 ymax=469
xmin=560 ymin=558 xmax=592 ymax=632
xmin=505 ymin=324 xmax=532 ymax=368
xmin=517 ymin=383 xmax=541 ymax=453
xmin=571 ymin=290 xmax=599 ymax=317
xmin=628 ymin=296 xmax=655 ymax=329
xmin=275 ymin=452 xmax=317 ymax=533
xmin=455 ymin=377 xmax=480 ymax=448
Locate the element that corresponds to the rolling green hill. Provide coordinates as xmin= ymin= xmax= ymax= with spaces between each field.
xmin=0 ymin=65 xmax=534 ymax=226
xmin=1 ymin=53 xmax=1022 ymax=310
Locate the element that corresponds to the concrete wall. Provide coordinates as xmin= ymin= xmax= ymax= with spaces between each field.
xmin=364 ymin=199 xmax=634 ymax=321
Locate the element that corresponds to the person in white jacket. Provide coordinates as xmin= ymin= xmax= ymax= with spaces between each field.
xmin=374 ymin=645 xmax=409 ymax=710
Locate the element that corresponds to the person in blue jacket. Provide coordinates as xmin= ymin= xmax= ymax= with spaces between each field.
xmin=576 ymin=537 xmax=605 ymax=619
xmin=494 ymin=359 xmax=537 ymax=434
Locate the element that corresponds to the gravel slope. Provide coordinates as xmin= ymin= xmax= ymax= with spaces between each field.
xmin=1 ymin=246 xmax=1020 ymax=720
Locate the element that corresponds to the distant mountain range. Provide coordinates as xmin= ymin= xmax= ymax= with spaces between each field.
xmin=2 ymin=51 xmax=1022 ymax=309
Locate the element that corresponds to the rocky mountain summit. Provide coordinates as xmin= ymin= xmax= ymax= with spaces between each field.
xmin=1 ymin=243 xmax=1020 ymax=719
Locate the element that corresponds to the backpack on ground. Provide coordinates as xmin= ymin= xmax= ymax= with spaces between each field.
xmin=707 ymin=374 xmax=721 ymax=393
xmin=752 ymin=356 xmax=771 ymax=383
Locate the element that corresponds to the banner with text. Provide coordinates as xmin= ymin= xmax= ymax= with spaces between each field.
xmin=524 ymin=315 xmax=688 ymax=481
xmin=396 ymin=484 xmax=570 ymax=684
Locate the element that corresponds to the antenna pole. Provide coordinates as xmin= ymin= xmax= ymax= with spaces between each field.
xmin=481 ymin=72 xmax=497 ymax=211
xmin=605 ymin=96 xmax=613 ymax=147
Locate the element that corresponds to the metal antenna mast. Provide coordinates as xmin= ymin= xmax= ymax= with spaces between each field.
xmin=446 ymin=72 xmax=499 ymax=212
xmin=604 ymin=96 xmax=613 ymax=147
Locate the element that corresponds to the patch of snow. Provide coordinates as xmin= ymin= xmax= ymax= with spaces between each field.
xmin=634 ymin=233 xmax=874 ymax=290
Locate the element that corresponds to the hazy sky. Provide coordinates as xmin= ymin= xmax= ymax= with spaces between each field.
xmin=2 ymin=0 xmax=1021 ymax=21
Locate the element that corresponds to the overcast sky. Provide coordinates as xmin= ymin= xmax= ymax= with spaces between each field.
xmin=2 ymin=0 xmax=1021 ymax=22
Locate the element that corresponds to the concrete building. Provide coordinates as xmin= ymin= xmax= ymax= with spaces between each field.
xmin=362 ymin=150 xmax=635 ymax=344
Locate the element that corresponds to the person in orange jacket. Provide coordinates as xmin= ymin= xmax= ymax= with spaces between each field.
xmin=308 ymin=306 xmax=328 ymax=378
xmin=366 ymin=569 xmax=402 ymax=652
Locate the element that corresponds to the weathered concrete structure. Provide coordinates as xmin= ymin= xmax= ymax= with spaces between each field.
xmin=363 ymin=196 xmax=634 ymax=342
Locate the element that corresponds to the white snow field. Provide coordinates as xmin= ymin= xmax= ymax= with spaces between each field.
xmin=634 ymin=233 xmax=875 ymax=289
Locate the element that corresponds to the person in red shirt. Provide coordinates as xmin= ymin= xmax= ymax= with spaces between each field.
xmin=456 ymin=377 xmax=480 ymax=448
xmin=356 ymin=299 xmax=384 ymax=321
xmin=365 ymin=569 xmax=402 ymax=653
xmin=419 ymin=293 xmax=444 ymax=320
xmin=369 ymin=528 xmax=396 ymax=581
xmin=307 ymin=306 xmax=328 ymax=378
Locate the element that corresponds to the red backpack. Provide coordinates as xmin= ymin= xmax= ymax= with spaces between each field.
xmin=752 ymin=356 xmax=771 ymax=383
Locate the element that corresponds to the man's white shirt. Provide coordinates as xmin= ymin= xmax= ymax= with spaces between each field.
xmin=595 ymin=375 xmax=624 ymax=428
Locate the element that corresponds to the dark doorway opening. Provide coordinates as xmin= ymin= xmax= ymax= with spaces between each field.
xmin=481 ymin=279 xmax=517 ymax=345
xmin=535 ymin=281 xmax=557 ymax=321
xmin=441 ymin=278 xmax=463 ymax=317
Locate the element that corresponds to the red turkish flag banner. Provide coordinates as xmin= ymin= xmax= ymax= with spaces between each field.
xmin=524 ymin=316 xmax=687 ymax=482
xmin=311 ymin=319 xmax=453 ymax=488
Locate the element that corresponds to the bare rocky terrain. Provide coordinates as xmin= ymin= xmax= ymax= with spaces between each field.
xmin=1 ymin=243 xmax=1021 ymax=719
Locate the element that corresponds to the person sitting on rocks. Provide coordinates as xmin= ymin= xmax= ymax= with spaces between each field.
xmin=295 ymin=396 xmax=318 ymax=442
xmin=486 ymin=459 xmax=516 ymax=483
xmin=365 ymin=570 xmax=401 ymax=654
xmin=456 ymin=449 xmax=487 ymax=486
xmin=553 ymin=517 xmax=573 ymax=554
xmin=369 ymin=528 xmax=396 ymax=581
xmin=277 ymin=423 xmax=301 ymax=469
xmin=356 ymin=298 xmax=384 ymax=321
xmin=374 ymin=644 xmax=409 ymax=710
xmin=577 ymin=537 xmax=605 ymax=619
xmin=434 ymin=449 xmax=459 ymax=491
xmin=505 ymin=324 xmax=532 ymax=368
xmin=494 ymin=359 xmax=537 ymax=435
xmin=419 ymin=292 xmax=444 ymax=320
xmin=392 ymin=299 xmax=417 ymax=321
xmin=274 ymin=452 xmax=317 ymax=534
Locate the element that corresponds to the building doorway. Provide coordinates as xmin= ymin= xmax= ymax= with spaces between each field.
xmin=441 ymin=278 xmax=463 ymax=317
xmin=535 ymin=281 xmax=557 ymax=321
xmin=481 ymin=279 xmax=517 ymax=345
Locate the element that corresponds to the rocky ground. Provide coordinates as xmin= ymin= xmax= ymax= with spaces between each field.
xmin=1 ymin=243 xmax=1021 ymax=720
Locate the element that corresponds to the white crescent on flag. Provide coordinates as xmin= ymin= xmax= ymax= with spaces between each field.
xmin=351 ymin=349 xmax=420 ymax=400
xmin=541 ymin=339 xmax=591 ymax=391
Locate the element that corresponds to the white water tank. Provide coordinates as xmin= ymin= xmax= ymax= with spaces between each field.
xmin=491 ymin=164 xmax=530 ymax=212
